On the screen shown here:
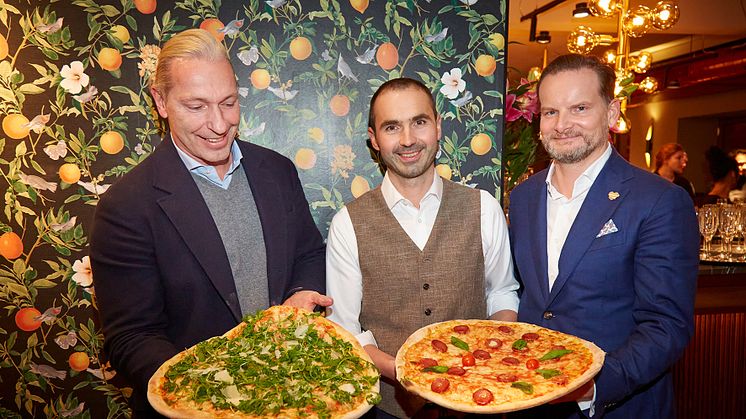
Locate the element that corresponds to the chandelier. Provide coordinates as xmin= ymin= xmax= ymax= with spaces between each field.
xmin=566 ymin=0 xmax=680 ymax=133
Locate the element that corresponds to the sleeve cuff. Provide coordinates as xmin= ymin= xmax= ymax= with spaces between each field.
xmin=355 ymin=330 xmax=377 ymax=348
xmin=577 ymin=383 xmax=597 ymax=417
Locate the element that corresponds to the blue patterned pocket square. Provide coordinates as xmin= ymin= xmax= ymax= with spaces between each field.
xmin=596 ymin=219 xmax=618 ymax=238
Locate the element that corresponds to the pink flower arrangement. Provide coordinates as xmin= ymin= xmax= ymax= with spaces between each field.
xmin=503 ymin=78 xmax=540 ymax=193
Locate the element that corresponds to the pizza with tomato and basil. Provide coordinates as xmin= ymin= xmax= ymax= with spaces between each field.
xmin=147 ymin=305 xmax=380 ymax=418
xmin=395 ymin=320 xmax=604 ymax=414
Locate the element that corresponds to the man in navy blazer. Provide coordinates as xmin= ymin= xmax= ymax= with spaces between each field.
xmin=90 ymin=29 xmax=329 ymax=418
xmin=509 ymin=54 xmax=698 ymax=418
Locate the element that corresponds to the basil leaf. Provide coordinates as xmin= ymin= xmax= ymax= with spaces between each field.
xmin=450 ymin=336 xmax=469 ymax=351
xmin=539 ymin=349 xmax=573 ymax=361
xmin=536 ymin=368 xmax=561 ymax=379
xmin=511 ymin=381 xmax=534 ymax=394
xmin=423 ymin=365 xmax=449 ymax=373
xmin=512 ymin=339 xmax=528 ymax=351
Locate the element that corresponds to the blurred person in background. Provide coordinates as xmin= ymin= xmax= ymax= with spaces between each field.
xmin=654 ymin=143 xmax=695 ymax=201
xmin=695 ymin=146 xmax=738 ymax=206
xmin=729 ymin=149 xmax=746 ymax=202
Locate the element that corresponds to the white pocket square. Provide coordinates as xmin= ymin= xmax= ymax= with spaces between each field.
xmin=596 ymin=219 xmax=618 ymax=238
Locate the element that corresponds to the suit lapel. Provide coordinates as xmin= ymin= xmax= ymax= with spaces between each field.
xmin=241 ymin=142 xmax=287 ymax=303
xmin=153 ymin=139 xmax=241 ymax=322
xmin=548 ymin=151 xmax=631 ymax=305
xmin=527 ymin=178 xmax=551 ymax=302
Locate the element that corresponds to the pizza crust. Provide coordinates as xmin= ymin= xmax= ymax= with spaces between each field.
xmin=147 ymin=305 xmax=379 ymax=418
xmin=395 ymin=319 xmax=605 ymax=414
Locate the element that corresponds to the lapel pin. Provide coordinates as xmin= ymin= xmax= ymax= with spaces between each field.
xmin=608 ymin=191 xmax=620 ymax=200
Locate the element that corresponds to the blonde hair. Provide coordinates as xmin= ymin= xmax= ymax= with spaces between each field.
xmin=151 ymin=29 xmax=231 ymax=95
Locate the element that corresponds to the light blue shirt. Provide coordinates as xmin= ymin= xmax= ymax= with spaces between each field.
xmin=173 ymin=138 xmax=243 ymax=189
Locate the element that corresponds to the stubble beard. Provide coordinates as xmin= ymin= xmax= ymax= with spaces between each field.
xmin=381 ymin=145 xmax=437 ymax=180
xmin=541 ymin=127 xmax=608 ymax=165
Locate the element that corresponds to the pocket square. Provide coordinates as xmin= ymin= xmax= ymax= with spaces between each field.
xmin=596 ymin=219 xmax=618 ymax=238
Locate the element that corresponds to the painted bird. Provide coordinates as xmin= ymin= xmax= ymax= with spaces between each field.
xmin=36 ymin=17 xmax=64 ymax=34
xmin=30 ymin=363 xmax=66 ymax=380
xmin=265 ymin=0 xmax=287 ymax=8
xmin=267 ymin=85 xmax=298 ymax=100
xmin=78 ymin=180 xmax=111 ymax=195
xmin=355 ymin=46 xmax=377 ymax=64
xmin=60 ymin=403 xmax=85 ymax=418
xmin=18 ymin=173 xmax=57 ymax=193
xmin=73 ymin=85 xmax=98 ymax=103
xmin=241 ymin=122 xmax=266 ymax=138
xmin=450 ymin=91 xmax=473 ymax=107
xmin=51 ymin=216 xmax=77 ymax=233
xmin=86 ymin=364 xmax=117 ymax=380
xmin=36 ymin=306 xmax=62 ymax=324
xmin=338 ymin=55 xmax=358 ymax=82
xmin=425 ymin=28 xmax=448 ymax=43
xmin=23 ymin=113 xmax=50 ymax=134
xmin=218 ymin=19 xmax=244 ymax=37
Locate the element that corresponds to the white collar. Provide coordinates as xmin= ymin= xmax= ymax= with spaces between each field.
xmin=381 ymin=169 xmax=443 ymax=209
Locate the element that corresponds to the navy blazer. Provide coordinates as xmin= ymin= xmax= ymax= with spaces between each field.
xmin=509 ymin=150 xmax=698 ymax=418
xmin=90 ymin=138 xmax=325 ymax=416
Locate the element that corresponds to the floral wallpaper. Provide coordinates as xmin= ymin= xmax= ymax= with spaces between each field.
xmin=0 ymin=0 xmax=507 ymax=417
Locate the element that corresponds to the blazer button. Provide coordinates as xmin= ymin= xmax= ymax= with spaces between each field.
xmin=543 ymin=311 xmax=554 ymax=320
xmin=423 ymin=283 xmax=430 ymax=290
xmin=424 ymin=308 xmax=432 ymax=316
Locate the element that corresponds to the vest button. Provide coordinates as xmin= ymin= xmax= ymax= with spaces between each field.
xmin=543 ymin=311 xmax=554 ymax=320
xmin=424 ymin=308 xmax=432 ymax=316
xmin=423 ymin=283 xmax=430 ymax=290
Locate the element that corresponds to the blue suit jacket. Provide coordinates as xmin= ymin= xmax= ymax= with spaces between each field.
xmin=90 ymin=138 xmax=325 ymax=417
xmin=509 ymin=150 xmax=698 ymax=418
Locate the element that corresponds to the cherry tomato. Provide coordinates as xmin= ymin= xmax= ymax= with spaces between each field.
xmin=473 ymin=350 xmax=491 ymax=360
xmin=431 ymin=378 xmax=450 ymax=393
xmin=431 ymin=339 xmax=448 ymax=353
xmin=526 ymin=358 xmax=540 ymax=370
xmin=419 ymin=358 xmax=438 ymax=368
xmin=473 ymin=388 xmax=494 ymax=405
xmin=447 ymin=366 xmax=466 ymax=376
xmin=453 ymin=325 xmax=470 ymax=334
xmin=462 ymin=353 xmax=476 ymax=366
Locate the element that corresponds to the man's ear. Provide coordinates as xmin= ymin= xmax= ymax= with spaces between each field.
xmin=150 ymin=86 xmax=169 ymax=119
xmin=368 ymin=127 xmax=380 ymax=151
xmin=607 ymin=98 xmax=621 ymax=129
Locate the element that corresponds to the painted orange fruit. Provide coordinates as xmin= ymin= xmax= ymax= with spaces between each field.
xmin=100 ymin=131 xmax=124 ymax=154
xmin=351 ymin=175 xmax=370 ymax=198
xmin=2 ymin=114 xmax=30 ymax=139
xmin=0 ymin=33 xmax=8 ymax=61
xmin=470 ymin=133 xmax=492 ymax=155
xmin=59 ymin=163 xmax=81 ymax=184
xmin=98 ymin=48 xmax=122 ymax=71
xmin=111 ymin=25 xmax=130 ymax=44
xmin=289 ymin=36 xmax=312 ymax=60
xmin=475 ymin=54 xmax=496 ymax=77
xmin=294 ymin=148 xmax=317 ymax=170
xmin=69 ymin=352 xmax=90 ymax=372
xmin=250 ymin=69 xmax=271 ymax=90
xmin=435 ymin=163 xmax=453 ymax=180
xmin=329 ymin=95 xmax=351 ymax=117
xmin=376 ymin=42 xmax=399 ymax=71
xmin=15 ymin=307 xmax=42 ymax=332
xmin=199 ymin=18 xmax=225 ymax=42
xmin=134 ymin=0 xmax=157 ymax=14
xmin=0 ymin=231 xmax=23 ymax=260
xmin=350 ymin=0 xmax=369 ymax=13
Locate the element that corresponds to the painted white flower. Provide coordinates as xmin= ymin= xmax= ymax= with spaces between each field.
xmin=59 ymin=61 xmax=90 ymax=94
xmin=439 ymin=68 xmax=466 ymax=99
xmin=72 ymin=256 xmax=93 ymax=288
xmin=55 ymin=331 xmax=78 ymax=349
xmin=44 ymin=140 xmax=68 ymax=160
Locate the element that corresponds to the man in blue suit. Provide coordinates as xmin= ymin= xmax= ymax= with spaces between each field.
xmin=509 ymin=54 xmax=698 ymax=418
xmin=90 ymin=29 xmax=330 ymax=418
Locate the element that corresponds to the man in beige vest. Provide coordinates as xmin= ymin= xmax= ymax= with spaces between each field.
xmin=326 ymin=78 xmax=519 ymax=418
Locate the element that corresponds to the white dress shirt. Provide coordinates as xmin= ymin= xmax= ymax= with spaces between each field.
xmin=326 ymin=170 xmax=519 ymax=347
xmin=545 ymin=142 xmax=611 ymax=415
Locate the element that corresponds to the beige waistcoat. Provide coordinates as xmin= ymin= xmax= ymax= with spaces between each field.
xmin=347 ymin=179 xmax=486 ymax=418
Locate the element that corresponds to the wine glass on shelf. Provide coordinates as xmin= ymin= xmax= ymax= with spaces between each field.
xmin=734 ymin=203 xmax=746 ymax=261
xmin=698 ymin=205 xmax=718 ymax=259
xmin=718 ymin=204 xmax=739 ymax=261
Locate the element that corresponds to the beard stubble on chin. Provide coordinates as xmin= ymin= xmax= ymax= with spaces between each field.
xmin=541 ymin=128 xmax=608 ymax=165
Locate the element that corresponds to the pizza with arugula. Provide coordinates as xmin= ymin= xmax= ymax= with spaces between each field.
xmin=395 ymin=320 xmax=604 ymax=414
xmin=147 ymin=305 xmax=380 ymax=418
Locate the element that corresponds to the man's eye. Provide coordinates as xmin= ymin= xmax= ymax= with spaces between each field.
xmin=575 ymin=105 xmax=587 ymax=112
xmin=542 ymin=110 xmax=556 ymax=117
xmin=222 ymin=102 xmax=236 ymax=108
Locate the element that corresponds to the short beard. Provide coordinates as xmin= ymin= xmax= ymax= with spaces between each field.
xmin=541 ymin=129 xmax=607 ymax=165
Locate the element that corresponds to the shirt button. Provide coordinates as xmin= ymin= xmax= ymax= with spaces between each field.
xmin=417 ymin=218 xmax=423 ymax=223
xmin=423 ymin=283 xmax=430 ymax=290
xmin=543 ymin=311 xmax=554 ymax=320
xmin=424 ymin=308 xmax=432 ymax=316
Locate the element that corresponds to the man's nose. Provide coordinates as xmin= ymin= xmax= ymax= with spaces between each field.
xmin=208 ymin=106 xmax=230 ymax=133
xmin=399 ymin=127 xmax=416 ymax=147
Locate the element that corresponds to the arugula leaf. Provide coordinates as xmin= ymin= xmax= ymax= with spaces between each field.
xmin=450 ymin=336 xmax=469 ymax=351
xmin=536 ymin=368 xmax=561 ymax=379
xmin=511 ymin=381 xmax=534 ymax=394
xmin=539 ymin=349 xmax=573 ymax=361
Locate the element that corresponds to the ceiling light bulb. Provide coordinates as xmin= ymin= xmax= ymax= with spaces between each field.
xmin=602 ymin=49 xmax=617 ymax=64
xmin=567 ymin=26 xmax=597 ymax=54
xmin=631 ymin=51 xmax=653 ymax=73
xmin=536 ymin=30 xmax=552 ymax=44
xmin=589 ymin=0 xmax=618 ymax=18
xmin=573 ymin=2 xmax=591 ymax=18
xmin=639 ymin=76 xmax=658 ymax=93
xmin=623 ymin=5 xmax=652 ymax=38
xmin=528 ymin=67 xmax=542 ymax=82
xmin=651 ymin=0 xmax=680 ymax=30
